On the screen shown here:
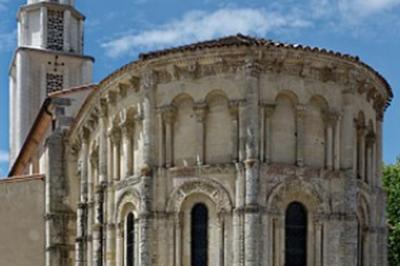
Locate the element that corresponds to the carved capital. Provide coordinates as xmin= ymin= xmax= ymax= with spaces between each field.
xmin=118 ymin=83 xmax=129 ymax=98
xmin=99 ymin=98 xmax=108 ymax=118
xmin=228 ymin=100 xmax=239 ymax=118
xmin=108 ymin=128 xmax=121 ymax=144
xmin=80 ymin=126 xmax=91 ymax=144
xmin=161 ymin=105 xmax=177 ymax=124
xmin=243 ymin=58 xmax=262 ymax=78
xmin=106 ymin=90 xmax=117 ymax=105
xmin=296 ymin=104 xmax=306 ymax=119
xmin=323 ymin=111 xmax=339 ymax=126
xmin=261 ymin=102 xmax=276 ymax=117
xmin=129 ymin=76 xmax=140 ymax=92
xmin=141 ymin=69 xmax=158 ymax=89
xmin=194 ymin=102 xmax=208 ymax=123
xmin=366 ymin=131 xmax=376 ymax=144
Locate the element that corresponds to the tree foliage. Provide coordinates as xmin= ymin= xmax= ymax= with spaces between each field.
xmin=383 ymin=158 xmax=400 ymax=266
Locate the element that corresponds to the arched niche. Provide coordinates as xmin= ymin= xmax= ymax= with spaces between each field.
xmin=356 ymin=192 xmax=371 ymax=266
xmin=271 ymin=92 xmax=297 ymax=164
xmin=265 ymin=180 xmax=326 ymax=266
xmin=205 ymin=91 xmax=232 ymax=164
xmin=115 ymin=189 xmax=142 ymax=266
xmin=167 ymin=178 xmax=233 ymax=266
xmin=304 ymin=95 xmax=329 ymax=167
xmin=172 ymin=94 xmax=197 ymax=167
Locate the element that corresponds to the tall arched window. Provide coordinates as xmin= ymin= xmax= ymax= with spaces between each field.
xmin=126 ymin=213 xmax=135 ymax=266
xmin=285 ymin=202 xmax=307 ymax=266
xmin=191 ymin=203 xmax=208 ymax=266
xmin=357 ymin=217 xmax=365 ymax=266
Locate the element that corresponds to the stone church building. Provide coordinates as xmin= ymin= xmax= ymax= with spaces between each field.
xmin=0 ymin=1 xmax=393 ymax=266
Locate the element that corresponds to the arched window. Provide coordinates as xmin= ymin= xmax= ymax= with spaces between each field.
xmin=191 ymin=203 xmax=208 ymax=266
xmin=285 ymin=202 xmax=307 ymax=266
xmin=126 ymin=213 xmax=135 ymax=266
xmin=357 ymin=217 xmax=365 ymax=266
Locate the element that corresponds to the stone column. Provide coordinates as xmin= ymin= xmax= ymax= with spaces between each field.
xmin=76 ymin=128 xmax=90 ymax=266
xmin=120 ymin=114 xmax=134 ymax=179
xmin=238 ymin=100 xmax=247 ymax=162
xmin=366 ymin=132 xmax=376 ymax=185
xmin=138 ymin=70 xmax=157 ymax=266
xmin=110 ymin=129 xmax=121 ymax=181
xmin=162 ymin=106 xmax=176 ymax=168
xmin=93 ymin=184 xmax=104 ymax=266
xmin=325 ymin=112 xmax=337 ymax=170
xmin=376 ymin=118 xmax=383 ymax=187
xmin=264 ymin=104 xmax=275 ymax=164
xmin=105 ymin=127 xmax=116 ymax=266
xmin=229 ymin=101 xmax=239 ymax=162
xmin=341 ymin=90 xmax=355 ymax=174
xmin=194 ymin=102 xmax=208 ymax=165
xmin=357 ymin=124 xmax=366 ymax=180
xmin=243 ymin=60 xmax=261 ymax=266
xmin=296 ymin=104 xmax=306 ymax=167
xmin=334 ymin=114 xmax=342 ymax=171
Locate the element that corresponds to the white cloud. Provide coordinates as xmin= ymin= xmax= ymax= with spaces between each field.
xmin=0 ymin=150 xmax=8 ymax=163
xmin=102 ymin=8 xmax=311 ymax=58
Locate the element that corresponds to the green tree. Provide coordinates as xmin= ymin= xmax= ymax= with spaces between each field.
xmin=383 ymin=158 xmax=400 ymax=266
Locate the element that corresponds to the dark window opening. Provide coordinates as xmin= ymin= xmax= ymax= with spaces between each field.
xmin=191 ymin=203 xmax=208 ymax=266
xmin=285 ymin=202 xmax=307 ymax=266
xmin=126 ymin=213 xmax=135 ymax=266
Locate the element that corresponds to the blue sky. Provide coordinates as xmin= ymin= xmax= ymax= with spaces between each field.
xmin=0 ymin=0 xmax=399 ymax=176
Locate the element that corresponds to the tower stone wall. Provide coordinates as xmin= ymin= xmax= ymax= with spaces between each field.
xmin=9 ymin=0 xmax=93 ymax=165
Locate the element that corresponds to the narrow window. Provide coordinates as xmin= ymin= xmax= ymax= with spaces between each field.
xmin=285 ymin=202 xmax=307 ymax=266
xmin=126 ymin=213 xmax=135 ymax=266
xmin=357 ymin=218 xmax=364 ymax=266
xmin=191 ymin=203 xmax=208 ymax=266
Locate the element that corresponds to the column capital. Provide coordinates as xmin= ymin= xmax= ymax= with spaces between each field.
xmin=79 ymin=126 xmax=91 ymax=144
xmin=161 ymin=105 xmax=177 ymax=124
xmin=108 ymin=127 xmax=121 ymax=144
xmin=323 ymin=111 xmax=340 ymax=126
xmin=243 ymin=58 xmax=262 ymax=78
xmin=366 ymin=131 xmax=376 ymax=144
xmin=296 ymin=104 xmax=306 ymax=118
xmin=99 ymin=98 xmax=108 ymax=118
xmin=261 ymin=102 xmax=276 ymax=117
xmin=194 ymin=102 xmax=208 ymax=123
xmin=140 ymin=69 xmax=158 ymax=89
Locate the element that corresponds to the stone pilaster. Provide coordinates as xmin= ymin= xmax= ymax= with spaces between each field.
xmin=45 ymin=131 xmax=71 ymax=266
xmin=138 ymin=70 xmax=157 ymax=266
xmin=229 ymin=101 xmax=239 ymax=163
xmin=243 ymin=59 xmax=261 ymax=266
xmin=341 ymin=90 xmax=355 ymax=174
xmin=76 ymin=128 xmax=90 ymax=266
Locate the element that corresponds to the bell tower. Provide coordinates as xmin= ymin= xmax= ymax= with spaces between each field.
xmin=9 ymin=0 xmax=94 ymax=165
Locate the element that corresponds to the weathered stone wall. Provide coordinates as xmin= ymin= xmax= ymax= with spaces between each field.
xmin=68 ymin=40 xmax=391 ymax=266
xmin=0 ymin=177 xmax=45 ymax=266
